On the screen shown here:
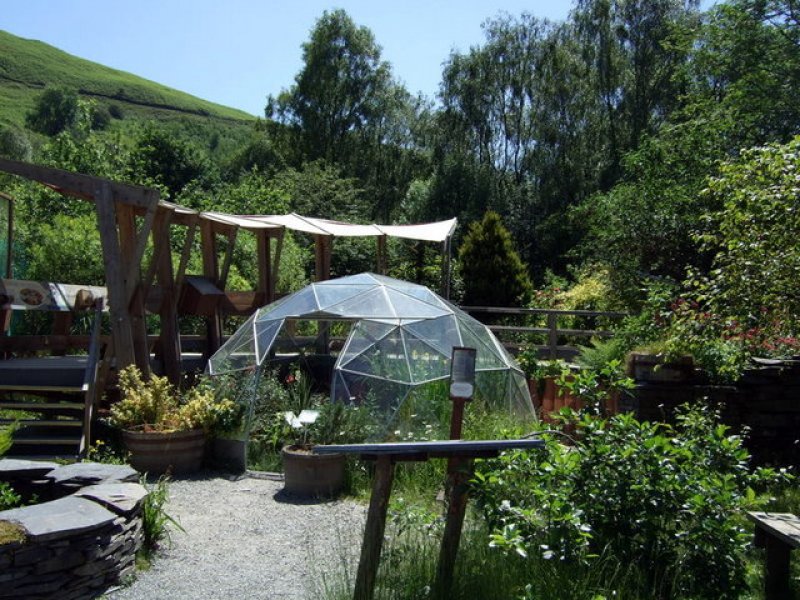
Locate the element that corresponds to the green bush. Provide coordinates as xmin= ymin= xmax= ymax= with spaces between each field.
xmin=472 ymin=405 xmax=788 ymax=599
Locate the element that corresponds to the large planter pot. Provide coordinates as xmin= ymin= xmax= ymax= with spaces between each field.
xmin=122 ymin=428 xmax=206 ymax=475
xmin=211 ymin=436 xmax=247 ymax=473
xmin=281 ymin=444 xmax=345 ymax=498
xmin=626 ymin=352 xmax=695 ymax=383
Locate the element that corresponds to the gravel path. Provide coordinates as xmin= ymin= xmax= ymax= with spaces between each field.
xmin=108 ymin=472 xmax=366 ymax=600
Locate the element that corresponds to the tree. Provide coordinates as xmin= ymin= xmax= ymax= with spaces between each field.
xmin=458 ymin=211 xmax=532 ymax=307
xmin=268 ymin=9 xmax=393 ymax=164
xmin=25 ymin=86 xmax=79 ymax=136
xmin=126 ymin=125 xmax=212 ymax=199
xmin=700 ymin=136 xmax=800 ymax=332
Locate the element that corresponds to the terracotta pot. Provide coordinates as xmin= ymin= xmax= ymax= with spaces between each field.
xmin=281 ymin=444 xmax=345 ymax=498
xmin=122 ymin=428 xmax=205 ymax=475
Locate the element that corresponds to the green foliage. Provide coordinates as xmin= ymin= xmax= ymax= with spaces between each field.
xmin=555 ymin=361 xmax=634 ymax=416
xmin=126 ymin=125 xmax=213 ymax=199
xmin=472 ymin=405 xmax=787 ymax=599
xmin=25 ymin=86 xmax=80 ymax=136
xmin=0 ymin=125 xmax=32 ymax=160
xmin=458 ymin=211 xmax=532 ymax=307
xmin=139 ymin=475 xmax=183 ymax=559
xmin=699 ymin=136 xmax=800 ymax=334
xmin=0 ymin=421 xmax=22 ymax=511
xmin=109 ymin=366 xmax=238 ymax=434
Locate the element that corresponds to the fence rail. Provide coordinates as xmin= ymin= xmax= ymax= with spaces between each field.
xmin=460 ymin=306 xmax=628 ymax=360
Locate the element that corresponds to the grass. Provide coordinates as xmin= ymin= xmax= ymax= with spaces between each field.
xmin=0 ymin=30 xmax=254 ymax=127
xmin=0 ymin=520 xmax=26 ymax=545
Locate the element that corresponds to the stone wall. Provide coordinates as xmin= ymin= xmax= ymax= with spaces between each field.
xmin=0 ymin=461 xmax=146 ymax=600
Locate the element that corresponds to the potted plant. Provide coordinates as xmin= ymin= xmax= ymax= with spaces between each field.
xmin=278 ymin=371 xmax=371 ymax=498
xmin=200 ymin=374 xmax=249 ymax=473
xmin=109 ymin=366 xmax=237 ymax=475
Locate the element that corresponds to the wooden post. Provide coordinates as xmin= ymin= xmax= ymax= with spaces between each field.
xmin=353 ymin=455 xmax=395 ymax=600
xmin=765 ymin=536 xmax=791 ymax=600
xmin=152 ymin=208 xmax=181 ymax=384
xmin=95 ymin=182 xmax=136 ymax=371
xmin=200 ymin=219 xmax=222 ymax=356
xmin=256 ymin=230 xmax=271 ymax=299
xmin=433 ymin=457 xmax=473 ymax=597
xmin=376 ymin=235 xmax=387 ymax=275
xmin=547 ymin=312 xmax=558 ymax=360
xmin=314 ymin=235 xmax=332 ymax=282
xmin=271 ymin=230 xmax=284 ymax=303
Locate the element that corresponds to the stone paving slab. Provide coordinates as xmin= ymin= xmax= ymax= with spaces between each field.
xmin=75 ymin=483 xmax=147 ymax=515
xmin=0 ymin=458 xmax=59 ymax=478
xmin=0 ymin=495 xmax=116 ymax=542
xmin=48 ymin=462 xmax=138 ymax=486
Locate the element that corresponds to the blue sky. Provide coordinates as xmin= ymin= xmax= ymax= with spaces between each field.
xmin=3 ymin=1 xmax=714 ymax=117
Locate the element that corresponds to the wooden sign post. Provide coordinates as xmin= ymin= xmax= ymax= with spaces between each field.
xmin=434 ymin=347 xmax=477 ymax=597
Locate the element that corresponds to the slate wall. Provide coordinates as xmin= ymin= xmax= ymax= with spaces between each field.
xmin=0 ymin=461 xmax=146 ymax=600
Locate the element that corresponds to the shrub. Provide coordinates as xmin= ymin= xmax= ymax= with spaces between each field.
xmin=472 ymin=405 xmax=787 ymax=599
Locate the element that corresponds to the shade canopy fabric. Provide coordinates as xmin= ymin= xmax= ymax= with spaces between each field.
xmin=207 ymin=273 xmax=533 ymax=418
xmin=159 ymin=204 xmax=457 ymax=243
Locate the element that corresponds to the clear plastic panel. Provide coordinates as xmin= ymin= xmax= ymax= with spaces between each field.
xmin=382 ymin=288 xmax=452 ymax=320
xmin=207 ymin=316 xmax=258 ymax=374
xmin=259 ymin=287 xmax=321 ymax=321
xmin=404 ymin=315 xmax=461 ymax=356
xmin=253 ymin=319 xmax=284 ymax=364
xmin=337 ymin=321 xmax=396 ymax=368
xmin=403 ymin=335 xmax=451 ymax=383
xmin=324 ymin=287 xmax=396 ymax=319
xmin=314 ymin=283 xmax=376 ymax=312
xmin=458 ymin=319 xmax=509 ymax=370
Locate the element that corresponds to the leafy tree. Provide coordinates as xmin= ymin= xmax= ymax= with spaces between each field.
xmin=268 ymin=9 xmax=393 ymax=164
xmin=127 ymin=125 xmax=213 ymax=199
xmin=0 ymin=126 xmax=32 ymax=161
xmin=699 ymin=135 xmax=800 ymax=332
xmin=25 ymin=86 xmax=80 ymax=136
xmin=458 ymin=211 xmax=532 ymax=307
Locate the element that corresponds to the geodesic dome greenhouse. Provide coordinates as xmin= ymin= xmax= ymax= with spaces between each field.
xmin=207 ymin=273 xmax=533 ymax=421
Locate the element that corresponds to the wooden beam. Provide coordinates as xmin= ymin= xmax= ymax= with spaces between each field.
xmin=218 ymin=226 xmax=238 ymax=291
xmin=376 ymin=235 xmax=387 ymax=275
xmin=0 ymin=157 xmax=156 ymax=208
xmin=200 ymin=219 xmax=222 ymax=356
xmin=314 ymin=235 xmax=332 ymax=282
xmin=175 ymin=215 xmax=198 ymax=292
xmin=256 ymin=230 xmax=270 ymax=294
xmin=116 ymin=203 xmax=150 ymax=375
xmin=271 ymin=230 xmax=284 ymax=303
xmin=142 ymin=206 xmax=174 ymax=304
xmin=125 ymin=190 xmax=160 ymax=304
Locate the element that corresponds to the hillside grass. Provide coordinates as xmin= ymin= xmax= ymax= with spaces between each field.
xmin=0 ymin=30 xmax=255 ymax=128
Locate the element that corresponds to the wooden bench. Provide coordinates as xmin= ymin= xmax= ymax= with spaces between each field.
xmin=748 ymin=511 xmax=800 ymax=599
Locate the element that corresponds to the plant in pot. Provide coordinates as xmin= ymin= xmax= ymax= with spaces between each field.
xmin=109 ymin=366 xmax=237 ymax=475
xmin=198 ymin=374 xmax=249 ymax=473
xmin=278 ymin=371 xmax=373 ymax=498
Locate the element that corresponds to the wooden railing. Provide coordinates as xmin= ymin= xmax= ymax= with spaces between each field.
xmin=460 ymin=306 xmax=628 ymax=360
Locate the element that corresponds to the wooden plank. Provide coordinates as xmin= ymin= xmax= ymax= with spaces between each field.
xmin=434 ymin=458 xmax=473 ymax=597
xmin=2 ymin=420 xmax=81 ymax=427
xmin=462 ymin=306 xmax=629 ymax=318
xmin=489 ymin=325 xmax=614 ymax=338
xmin=314 ymin=438 xmax=545 ymax=457
xmin=0 ymin=402 xmax=83 ymax=410
xmin=0 ymin=158 xmax=156 ymax=208
xmin=200 ymin=219 xmax=222 ymax=356
xmin=0 ymin=335 xmax=100 ymax=352
xmin=547 ymin=312 xmax=559 ymax=360
xmin=749 ymin=512 xmax=800 ymax=548
xmin=125 ymin=192 xmax=159 ymax=304
xmin=256 ymin=230 xmax=270 ymax=294
xmin=353 ymin=455 xmax=394 ymax=600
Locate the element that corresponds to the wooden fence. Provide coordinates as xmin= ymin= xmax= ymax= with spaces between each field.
xmin=460 ymin=306 xmax=628 ymax=360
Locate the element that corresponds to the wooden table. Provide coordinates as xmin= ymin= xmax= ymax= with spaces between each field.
xmin=314 ymin=438 xmax=544 ymax=600
xmin=748 ymin=511 xmax=800 ymax=600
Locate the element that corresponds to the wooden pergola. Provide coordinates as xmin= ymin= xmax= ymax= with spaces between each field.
xmin=0 ymin=159 xmax=457 ymax=384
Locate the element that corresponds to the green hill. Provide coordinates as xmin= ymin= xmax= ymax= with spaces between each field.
xmin=0 ymin=29 xmax=255 ymax=129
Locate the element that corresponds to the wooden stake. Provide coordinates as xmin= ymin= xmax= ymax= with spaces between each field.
xmin=353 ymin=455 xmax=395 ymax=600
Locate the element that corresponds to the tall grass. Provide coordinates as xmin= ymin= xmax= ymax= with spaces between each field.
xmin=310 ymin=512 xmax=652 ymax=600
